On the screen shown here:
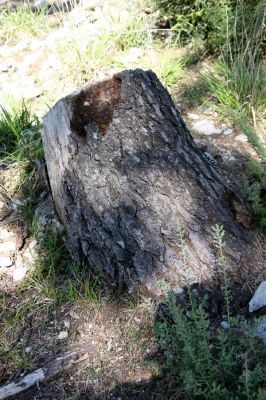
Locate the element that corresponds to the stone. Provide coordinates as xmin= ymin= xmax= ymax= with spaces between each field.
xmin=34 ymin=196 xmax=64 ymax=237
xmin=192 ymin=120 xmax=223 ymax=135
xmin=0 ymin=229 xmax=15 ymax=241
xmin=0 ymin=256 xmax=12 ymax=267
xmin=202 ymin=107 xmax=213 ymax=115
xmin=187 ymin=113 xmax=199 ymax=120
xmin=220 ymin=321 xmax=230 ymax=330
xmin=249 ymin=282 xmax=266 ymax=312
xmin=25 ymin=347 xmax=32 ymax=354
xmin=0 ymin=240 xmax=16 ymax=254
xmin=22 ymin=240 xmax=38 ymax=265
xmin=235 ymin=134 xmax=248 ymax=143
xmin=223 ymin=128 xmax=233 ymax=135
xmin=13 ymin=267 xmax=27 ymax=282
xmin=58 ymin=331 xmax=68 ymax=340
xmin=63 ymin=320 xmax=70 ymax=329
xmin=254 ymin=317 xmax=266 ymax=342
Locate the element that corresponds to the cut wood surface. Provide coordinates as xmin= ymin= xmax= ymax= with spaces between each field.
xmin=42 ymin=69 xmax=255 ymax=298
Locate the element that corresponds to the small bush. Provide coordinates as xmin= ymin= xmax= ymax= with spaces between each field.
xmin=244 ymin=159 xmax=266 ymax=232
xmin=153 ymin=0 xmax=264 ymax=54
xmin=155 ymin=290 xmax=266 ymax=399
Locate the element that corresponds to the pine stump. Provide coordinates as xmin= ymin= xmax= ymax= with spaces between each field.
xmin=41 ymin=69 xmax=255 ymax=297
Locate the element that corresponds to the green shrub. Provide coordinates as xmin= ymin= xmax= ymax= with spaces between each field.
xmin=155 ymin=290 xmax=266 ymax=399
xmin=244 ymin=159 xmax=266 ymax=231
xmin=153 ymin=0 xmax=264 ymax=54
xmin=156 ymin=225 xmax=266 ymax=397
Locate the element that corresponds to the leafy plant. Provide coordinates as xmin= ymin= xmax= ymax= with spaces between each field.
xmin=156 ymin=292 xmax=266 ymax=399
xmin=155 ymin=224 xmax=266 ymax=397
xmin=153 ymin=0 xmax=264 ymax=54
xmin=0 ymin=3 xmax=51 ymax=44
xmin=244 ymin=159 xmax=266 ymax=231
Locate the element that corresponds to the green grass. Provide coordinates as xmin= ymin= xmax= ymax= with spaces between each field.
xmin=0 ymin=101 xmax=41 ymax=157
xmin=0 ymin=4 xmax=50 ymax=44
xmin=203 ymin=60 xmax=266 ymax=121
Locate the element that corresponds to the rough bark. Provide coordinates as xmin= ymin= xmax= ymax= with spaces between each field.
xmin=42 ymin=69 xmax=255 ymax=298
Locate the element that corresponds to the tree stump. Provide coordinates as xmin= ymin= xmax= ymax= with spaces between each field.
xmin=42 ymin=69 xmax=255 ymax=298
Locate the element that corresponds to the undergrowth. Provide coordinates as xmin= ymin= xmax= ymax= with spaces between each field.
xmin=244 ymin=160 xmax=266 ymax=232
xmin=156 ymin=225 xmax=266 ymax=398
xmin=0 ymin=101 xmax=102 ymax=328
xmin=0 ymin=3 xmax=51 ymax=44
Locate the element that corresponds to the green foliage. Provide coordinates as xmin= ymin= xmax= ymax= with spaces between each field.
xmin=156 ymin=226 xmax=266 ymax=397
xmin=244 ymin=159 xmax=266 ymax=231
xmin=155 ymin=290 xmax=266 ymax=399
xmin=154 ymin=0 xmax=264 ymax=54
xmin=0 ymin=101 xmax=43 ymax=175
xmin=0 ymin=4 xmax=50 ymax=44
xmin=203 ymin=3 xmax=266 ymax=119
xmin=20 ymin=229 xmax=102 ymax=305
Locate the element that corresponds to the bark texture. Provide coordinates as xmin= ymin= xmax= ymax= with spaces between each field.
xmin=42 ymin=69 xmax=254 ymax=298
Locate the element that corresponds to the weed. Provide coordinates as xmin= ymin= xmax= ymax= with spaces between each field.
xmin=233 ymin=114 xmax=266 ymax=160
xmin=0 ymin=3 xmax=51 ymax=44
xmin=4 ymin=347 xmax=30 ymax=371
xmin=156 ymin=289 xmax=266 ymax=399
xmin=203 ymin=1 xmax=265 ymax=137
xmin=85 ymin=366 xmax=102 ymax=380
xmin=0 ymin=101 xmax=41 ymax=158
xmin=181 ymin=78 xmax=208 ymax=110
xmin=156 ymin=222 xmax=266 ymax=397
xmin=244 ymin=159 xmax=266 ymax=231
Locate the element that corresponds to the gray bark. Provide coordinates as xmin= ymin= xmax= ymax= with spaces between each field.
xmin=41 ymin=69 xmax=254 ymax=298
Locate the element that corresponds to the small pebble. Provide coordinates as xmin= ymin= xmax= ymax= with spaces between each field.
xmin=0 ymin=256 xmax=12 ymax=267
xmin=64 ymin=320 xmax=70 ymax=329
xmin=220 ymin=321 xmax=230 ymax=330
xmin=235 ymin=134 xmax=248 ymax=143
xmin=25 ymin=347 xmax=32 ymax=354
xmin=187 ymin=112 xmax=199 ymax=120
xmin=13 ymin=267 xmax=27 ymax=282
xmin=223 ymin=128 xmax=233 ymax=135
xmin=58 ymin=331 xmax=68 ymax=340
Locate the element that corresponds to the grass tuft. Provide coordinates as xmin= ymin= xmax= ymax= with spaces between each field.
xmin=0 ymin=4 xmax=50 ymax=44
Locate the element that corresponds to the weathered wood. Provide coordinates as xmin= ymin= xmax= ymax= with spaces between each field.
xmin=0 ymin=349 xmax=89 ymax=399
xmin=42 ymin=69 xmax=254 ymax=298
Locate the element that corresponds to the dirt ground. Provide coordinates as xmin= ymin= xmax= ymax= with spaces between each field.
xmin=0 ymin=1 xmax=265 ymax=399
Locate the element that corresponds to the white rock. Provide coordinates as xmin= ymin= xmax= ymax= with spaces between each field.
xmin=254 ymin=317 xmax=266 ymax=342
xmin=58 ymin=331 xmax=68 ymax=340
xmin=202 ymin=107 xmax=213 ymax=115
xmin=64 ymin=320 xmax=70 ymax=329
xmin=223 ymin=128 xmax=233 ymax=135
xmin=25 ymin=346 xmax=32 ymax=354
xmin=0 ymin=256 xmax=12 ymax=267
xmin=187 ymin=113 xmax=199 ymax=120
xmin=235 ymin=134 xmax=248 ymax=143
xmin=220 ymin=321 xmax=230 ymax=330
xmin=192 ymin=120 xmax=223 ymax=135
xmin=13 ymin=267 xmax=27 ymax=282
xmin=249 ymin=282 xmax=266 ymax=312
xmin=22 ymin=240 xmax=38 ymax=265
xmin=0 ymin=229 xmax=15 ymax=241
xmin=0 ymin=240 xmax=16 ymax=253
